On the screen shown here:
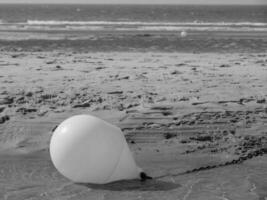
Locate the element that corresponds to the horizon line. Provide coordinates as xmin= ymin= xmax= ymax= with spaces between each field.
xmin=0 ymin=2 xmax=266 ymax=5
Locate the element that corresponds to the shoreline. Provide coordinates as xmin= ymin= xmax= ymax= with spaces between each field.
xmin=0 ymin=29 xmax=266 ymax=53
xmin=1 ymin=39 xmax=267 ymax=53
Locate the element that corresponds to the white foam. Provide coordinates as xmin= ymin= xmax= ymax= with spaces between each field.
xmin=25 ymin=20 xmax=267 ymax=27
xmin=0 ymin=20 xmax=266 ymax=32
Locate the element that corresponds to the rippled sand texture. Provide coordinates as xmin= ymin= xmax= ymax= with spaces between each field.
xmin=0 ymin=52 xmax=267 ymax=200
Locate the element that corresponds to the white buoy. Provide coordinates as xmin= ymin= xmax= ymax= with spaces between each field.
xmin=50 ymin=115 xmax=144 ymax=184
xmin=180 ymin=30 xmax=187 ymax=38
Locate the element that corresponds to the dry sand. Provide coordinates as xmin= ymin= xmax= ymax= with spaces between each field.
xmin=0 ymin=51 xmax=267 ymax=199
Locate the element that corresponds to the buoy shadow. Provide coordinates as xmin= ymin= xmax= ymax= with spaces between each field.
xmin=79 ymin=179 xmax=181 ymax=191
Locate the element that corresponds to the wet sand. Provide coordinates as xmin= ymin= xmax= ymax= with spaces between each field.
xmin=1 ymin=30 xmax=267 ymax=52
xmin=0 ymin=50 xmax=267 ymax=199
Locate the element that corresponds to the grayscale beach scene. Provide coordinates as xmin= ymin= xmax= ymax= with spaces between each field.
xmin=0 ymin=1 xmax=267 ymax=199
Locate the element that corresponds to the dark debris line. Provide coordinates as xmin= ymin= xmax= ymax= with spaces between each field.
xmin=154 ymin=148 xmax=267 ymax=180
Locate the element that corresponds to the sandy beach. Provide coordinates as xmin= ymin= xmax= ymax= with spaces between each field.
xmin=0 ymin=43 xmax=267 ymax=199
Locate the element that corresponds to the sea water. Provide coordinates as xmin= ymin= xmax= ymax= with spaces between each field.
xmin=0 ymin=4 xmax=266 ymax=34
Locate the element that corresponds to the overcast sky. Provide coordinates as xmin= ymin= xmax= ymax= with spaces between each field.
xmin=0 ymin=0 xmax=266 ymax=4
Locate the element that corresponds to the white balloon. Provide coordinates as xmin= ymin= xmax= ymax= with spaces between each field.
xmin=50 ymin=115 xmax=143 ymax=184
xmin=180 ymin=31 xmax=187 ymax=38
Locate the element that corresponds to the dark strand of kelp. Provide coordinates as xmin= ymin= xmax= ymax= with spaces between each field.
xmin=154 ymin=148 xmax=267 ymax=180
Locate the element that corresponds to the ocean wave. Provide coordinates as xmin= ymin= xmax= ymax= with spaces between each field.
xmin=0 ymin=25 xmax=266 ymax=32
xmin=0 ymin=20 xmax=267 ymax=32
xmin=25 ymin=20 xmax=267 ymax=27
